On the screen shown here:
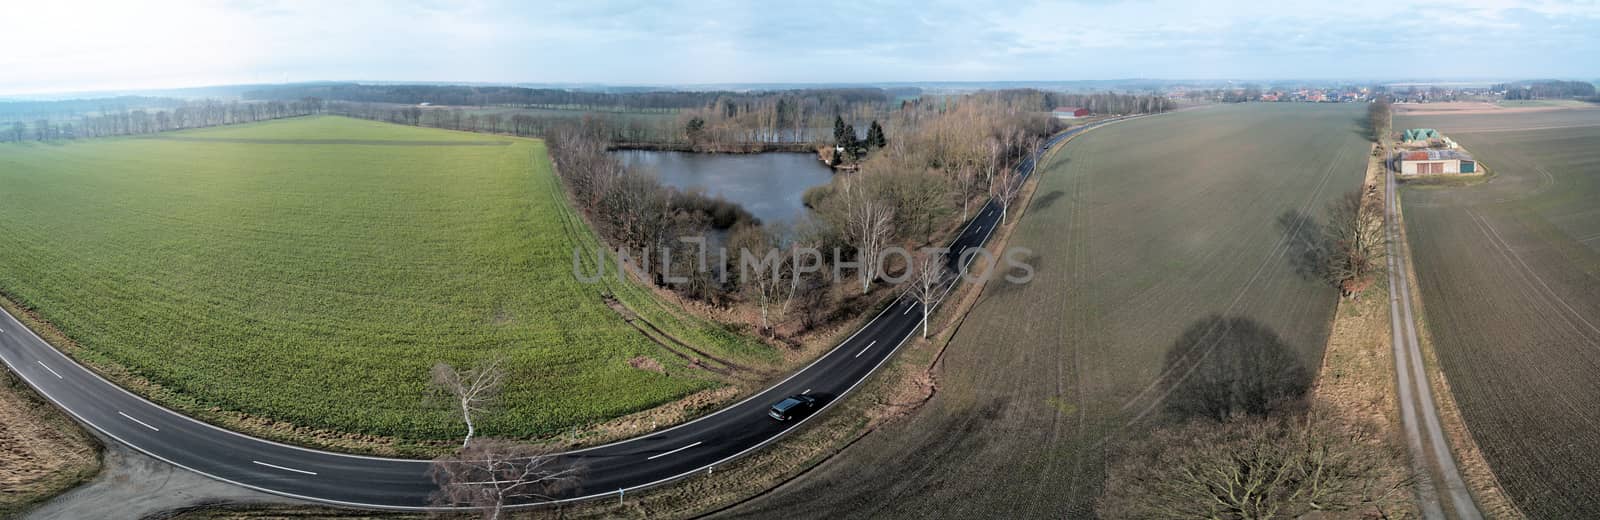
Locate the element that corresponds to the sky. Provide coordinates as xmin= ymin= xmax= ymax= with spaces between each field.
xmin=2 ymin=0 xmax=1598 ymax=96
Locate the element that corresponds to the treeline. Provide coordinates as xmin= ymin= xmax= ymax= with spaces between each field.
xmin=986 ymin=89 xmax=1177 ymax=114
xmin=1495 ymin=80 xmax=1597 ymax=100
xmin=0 ymin=95 xmax=185 ymax=122
xmin=4 ymin=97 xmax=326 ymax=142
xmin=244 ymin=82 xmax=910 ymax=112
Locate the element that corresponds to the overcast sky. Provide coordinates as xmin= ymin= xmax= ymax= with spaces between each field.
xmin=2 ymin=0 xmax=1597 ymax=96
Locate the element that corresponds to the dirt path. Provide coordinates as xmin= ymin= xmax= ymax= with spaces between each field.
xmin=1385 ymin=160 xmax=1485 ymax=520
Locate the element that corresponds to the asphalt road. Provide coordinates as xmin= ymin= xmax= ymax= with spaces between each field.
xmin=0 ymin=117 xmax=1132 ymax=510
xmin=1385 ymin=163 xmax=1484 ymax=520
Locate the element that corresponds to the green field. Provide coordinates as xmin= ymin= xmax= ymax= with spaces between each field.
xmin=727 ymin=104 xmax=1368 ymax=517
xmin=0 ymin=115 xmax=772 ymax=446
xmin=1397 ymin=109 xmax=1600 ymax=517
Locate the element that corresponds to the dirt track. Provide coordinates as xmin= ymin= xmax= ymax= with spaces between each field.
xmin=1395 ymin=110 xmax=1600 ymax=518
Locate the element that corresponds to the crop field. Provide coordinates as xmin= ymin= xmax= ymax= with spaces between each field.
xmin=0 ymin=115 xmax=772 ymax=444
xmin=726 ymin=104 xmax=1368 ymax=517
xmin=1396 ymin=109 xmax=1600 ymax=517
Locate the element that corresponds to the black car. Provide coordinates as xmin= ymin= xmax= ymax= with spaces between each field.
xmin=767 ymin=394 xmax=818 ymax=421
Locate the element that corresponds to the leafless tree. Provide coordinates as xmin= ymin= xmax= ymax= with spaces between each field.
xmin=1324 ymin=189 xmax=1387 ymax=297
xmin=994 ymin=165 xmax=1025 ymax=224
xmin=845 ymin=183 xmax=896 ymax=294
xmin=1098 ymin=409 xmax=1413 ymax=520
xmin=732 ymin=225 xmax=798 ymax=335
xmin=913 ymin=250 xmax=948 ymax=339
xmin=431 ymin=438 xmax=582 ymax=520
xmin=432 ymin=357 xmax=507 ymax=448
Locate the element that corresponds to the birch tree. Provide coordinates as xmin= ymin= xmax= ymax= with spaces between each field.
xmin=430 ymin=438 xmax=582 ymax=520
xmin=848 ymin=192 xmax=896 ymax=295
xmin=914 ymin=249 xmax=948 ymax=339
xmin=994 ymin=166 xmax=1025 ymax=224
xmin=432 ymin=357 xmax=507 ymax=448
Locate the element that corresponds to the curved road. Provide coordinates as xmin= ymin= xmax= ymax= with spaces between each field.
xmin=0 ymin=117 xmax=1133 ymax=510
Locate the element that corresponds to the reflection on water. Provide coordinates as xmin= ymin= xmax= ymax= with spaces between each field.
xmin=612 ymin=150 xmax=833 ymax=225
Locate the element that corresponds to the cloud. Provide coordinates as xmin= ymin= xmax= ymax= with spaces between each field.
xmin=1 ymin=0 xmax=1595 ymax=95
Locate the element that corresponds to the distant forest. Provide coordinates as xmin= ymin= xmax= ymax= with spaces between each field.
xmin=243 ymin=83 xmax=919 ymax=111
xmin=0 ymin=95 xmax=185 ymax=122
xmin=1494 ymin=80 xmax=1597 ymax=100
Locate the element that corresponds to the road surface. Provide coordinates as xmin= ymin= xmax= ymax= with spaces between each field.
xmin=0 ymin=117 xmax=1133 ymax=510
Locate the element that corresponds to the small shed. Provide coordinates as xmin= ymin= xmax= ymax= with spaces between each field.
xmin=1052 ymin=106 xmax=1090 ymax=119
xmin=1398 ymin=149 xmax=1476 ymax=175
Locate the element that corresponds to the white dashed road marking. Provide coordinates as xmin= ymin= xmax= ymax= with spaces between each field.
xmin=119 ymin=411 xmax=160 ymax=431
xmin=855 ymin=340 xmax=877 ymax=358
xmin=37 ymin=360 xmax=63 ymax=379
xmin=647 ymin=441 xmax=702 ymax=461
xmin=253 ymin=460 xmax=318 ymax=475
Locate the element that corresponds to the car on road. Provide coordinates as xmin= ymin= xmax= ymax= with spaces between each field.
xmin=768 ymin=395 xmax=818 ymax=421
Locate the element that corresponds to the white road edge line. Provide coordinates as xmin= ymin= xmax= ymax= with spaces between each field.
xmin=253 ymin=460 xmax=318 ymax=475
xmin=855 ymin=340 xmax=877 ymax=358
xmin=646 ymin=441 xmax=702 ymax=461
xmin=119 ymin=411 xmax=160 ymax=432
xmin=37 ymin=360 xmax=63 ymax=379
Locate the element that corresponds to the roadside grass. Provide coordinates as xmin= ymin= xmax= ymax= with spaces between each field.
xmin=0 ymin=115 xmax=773 ymax=454
xmin=716 ymin=104 xmax=1369 ymax=517
xmin=1393 ymin=110 xmax=1600 ymax=518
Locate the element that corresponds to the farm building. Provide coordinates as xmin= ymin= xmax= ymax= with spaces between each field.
xmin=1398 ymin=149 xmax=1477 ymax=175
xmin=1402 ymin=128 xmax=1441 ymax=142
xmin=1052 ymin=106 xmax=1090 ymax=119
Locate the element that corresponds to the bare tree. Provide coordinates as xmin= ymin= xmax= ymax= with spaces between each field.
xmin=994 ymin=165 xmax=1025 ymax=224
xmin=913 ymin=249 xmax=948 ymax=339
xmin=432 ymin=357 xmax=507 ymax=448
xmin=431 ymin=438 xmax=582 ymax=520
xmin=847 ymin=188 xmax=896 ymax=294
xmin=1099 ymin=410 xmax=1413 ymax=520
xmin=732 ymin=225 xmax=797 ymax=335
xmin=1323 ymin=189 xmax=1387 ymax=297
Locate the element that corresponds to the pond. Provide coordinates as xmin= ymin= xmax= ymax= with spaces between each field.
xmin=612 ymin=150 xmax=834 ymax=226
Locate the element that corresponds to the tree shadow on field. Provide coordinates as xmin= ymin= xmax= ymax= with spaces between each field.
xmin=1277 ymin=209 xmax=1331 ymax=285
xmin=983 ymin=249 xmax=1043 ymax=298
xmin=1159 ymin=315 xmax=1312 ymax=422
xmin=1032 ymin=190 xmax=1066 ymax=211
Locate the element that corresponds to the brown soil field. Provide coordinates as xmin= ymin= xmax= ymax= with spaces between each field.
xmin=1394 ymin=109 xmax=1600 ymax=518
xmin=718 ymin=104 xmax=1369 ymax=518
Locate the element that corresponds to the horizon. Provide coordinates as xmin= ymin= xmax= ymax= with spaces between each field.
xmin=3 ymin=0 xmax=1598 ymax=97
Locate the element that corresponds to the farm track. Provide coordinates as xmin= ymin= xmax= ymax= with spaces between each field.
xmin=1396 ymin=109 xmax=1600 ymax=518
xmin=1386 ymin=164 xmax=1482 ymax=520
